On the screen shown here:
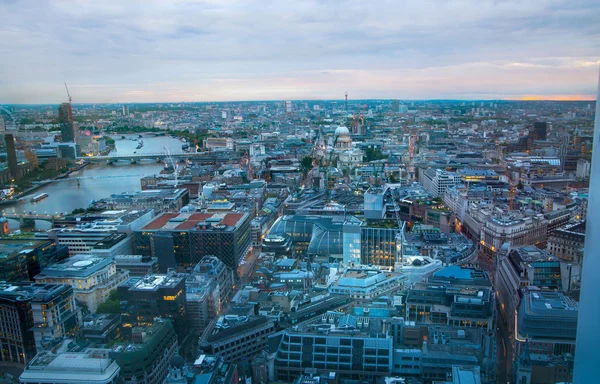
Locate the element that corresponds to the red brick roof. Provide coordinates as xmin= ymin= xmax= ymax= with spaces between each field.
xmin=141 ymin=212 xmax=245 ymax=231
xmin=142 ymin=213 xmax=179 ymax=230
xmin=220 ymin=213 xmax=245 ymax=227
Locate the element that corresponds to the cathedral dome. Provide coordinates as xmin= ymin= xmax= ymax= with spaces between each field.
xmin=335 ymin=126 xmax=350 ymax=137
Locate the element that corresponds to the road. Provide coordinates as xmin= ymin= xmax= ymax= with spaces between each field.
xmin=496 ymin=303 xmax=513 ymax=384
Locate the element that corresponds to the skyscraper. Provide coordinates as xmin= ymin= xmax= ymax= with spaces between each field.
xmin=58 ymin=102 xmax=75 ymax=142
xmin=573 ymin=66 xmax=600 ymax=383
xmin=4 ymin=134 xmax=18 ymax=180
xmin=533 ymin=121 xmax=547 ymax=141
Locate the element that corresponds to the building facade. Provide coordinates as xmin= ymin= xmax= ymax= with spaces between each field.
xmin=118 ymin=273 xmax=186 ymax=339
xmin=34 ymin=254 xmax=129 ymax=313
xmin=132 ymin=212 xmax=251 ymax=271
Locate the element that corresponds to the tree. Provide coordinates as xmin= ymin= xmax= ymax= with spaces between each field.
xmin=301 ymin=156 xmax=314 ymax=177
xmin=96 ymin=290 xmax=120 ymax=314
xmin=365 ymin=148 xmax=386 ymax=162
xmin=517 ymin=181 xmax=524 ymax=190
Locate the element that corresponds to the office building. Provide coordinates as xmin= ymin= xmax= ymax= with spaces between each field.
xmin=114 ymin=255 xmax=159 ymax=277
xmin=479 ymin=213 xmax=547 ymax=263
xmin=53 ymin=208 xmax=155 ymax=235
xmin=421 ymin=169 xmax=463 ymax=197
xmin=133 ymin=212 xmax=251 ymax=270
xmin=514 ymin=289 xmax=578 ymax=384
xmin=573 ymin=65 xmax=600 ymax=383
xmin=284 ymin=100 xmax=292 ymax=113
xmin=41 ymin=229 xmax=131 ymax=257
xmin=58 ymin=102 xmax=76 ymax=142
xmin=19 ymin=350 xmax=120 ymax=384
xmin=364 ymin=187 xmax=386 ymax=219
xmin=496 ymin=246 xmax=571 ymax=335
xmin=109 ymin=320 xmax=178 ymax=384
xmin=576 ymin=158 xmax=591 ymax=179
xmin=0 ymin=283 xmax=81 ymax=356
xmin=547 ymin=221 xmax=585 ymax=263
xmin=34 ymin=254 xmax=129 ymax=313
xmin=198 ymin=315 xmax=276 ymax=363
xmin=329 ymin=268 xmax=405 ymax=299
xmin=5 ymin=134 xmax=18 ymax=180
xmin=532 ymin=121 xmax=548 ymax=141
xmin=185 ymin=256 xmax=234 ymax=334
xmin=405 ymin=266 xmax=494 ymax=332
xmin=118 ymin=273 xmax=186 ymax=339
xmin=271 ymin=312 xmax=394 ymax=381
xmin=81 ymin=313 xmax=121 ymax=344
xmin=360 ymin=223 xmax=403 ymax=267
xmin=102 ymin=189 xmax=189 ymax=214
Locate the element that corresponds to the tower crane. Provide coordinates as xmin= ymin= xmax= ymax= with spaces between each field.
xmin=498 ymin=142 xmax=516 ymax=210
xmin=164 ymin=146 xmax=179 ymax=187
xmin=64 ymin=83 xmax=72 ymax=104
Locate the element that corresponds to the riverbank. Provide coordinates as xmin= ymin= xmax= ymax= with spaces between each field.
xmin=3 ymin=161 xmax=91 ymax=204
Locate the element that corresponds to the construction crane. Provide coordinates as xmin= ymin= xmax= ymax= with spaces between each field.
xmin=164 ymin=146 xmax=179 ymax=187
xmin=320 ymin=135 xmax=338 ymax=199
xmin=64 ymin=83 xmax=72 ymax=104
xmin=498 ymin=142 xmax=516 ymax=210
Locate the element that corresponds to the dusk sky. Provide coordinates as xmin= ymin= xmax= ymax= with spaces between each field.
xmin=1 ymin=0 xmax=599 ymax=103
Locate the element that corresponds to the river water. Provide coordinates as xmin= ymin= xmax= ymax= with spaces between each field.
xmin=4 ymin=134 xmax=185 ymax=229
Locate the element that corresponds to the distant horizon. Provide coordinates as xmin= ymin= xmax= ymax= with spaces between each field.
xmin=1 ymin=96 xmax=596 ymax=107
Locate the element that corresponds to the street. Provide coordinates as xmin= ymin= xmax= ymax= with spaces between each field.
xmin=496 ymin=304 xmax=513 ymax=384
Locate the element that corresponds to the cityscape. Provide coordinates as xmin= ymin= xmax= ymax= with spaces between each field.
xmin=0 ymin=2 xmax=599 ymax=384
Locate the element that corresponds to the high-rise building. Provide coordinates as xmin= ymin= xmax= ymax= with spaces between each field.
xmin=573 ymin=67 xmax=600 ymax=383
xmin=58 ymin=102 xmax=75 ymax=142
xmin=132 ymin=212 xmax=251 ymax=271
xmin=532 ymin=121 xmax=547 ymax=141
xmin=4 ymin=134 xmax=18 ymax=180
xmin=0 ymin=282 xmax=81 ymax=361
xmin=284 ymin=100 xmax=292 ymax=113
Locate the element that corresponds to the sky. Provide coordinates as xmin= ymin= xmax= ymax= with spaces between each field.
xmin=0 ymin=0 xmax=599 ymax=103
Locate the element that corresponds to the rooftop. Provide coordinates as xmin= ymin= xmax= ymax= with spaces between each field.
xmin=35 ymin=254 xmax=113 ymax=279
xmin=24 ymin=350 xmax=118 ymax=374
xmin=141 ymin=212 xmax=247 ymax=231
xmin=108 ymin=188 xmax=187 ymax=200
xmin=120 ymin=273 xmax=185 ymax=291
xmin=0 ymin=282 xmax=73 ymax=303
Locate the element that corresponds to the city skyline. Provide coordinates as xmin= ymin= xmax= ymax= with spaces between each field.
xmin=1 ymin=0 xmax=599 ymax=103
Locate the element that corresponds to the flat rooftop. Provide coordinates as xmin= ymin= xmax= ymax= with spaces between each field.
xmin=35 ymin=254 xmax=113 ymax=279
xmin=108 ymin=188 xmax=187 ymax=200
xmin=141 ymin=212 xmax=247 ymax=231
xmin=0 ymin=282 xmax=72 ymax=303
xmin=120 ymin=274 xmax=184 ymax=291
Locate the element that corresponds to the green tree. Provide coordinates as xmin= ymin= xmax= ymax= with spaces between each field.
xmin=301 ymin=156 xmax=314 ymax=177
xmin=96 ymin=290 xmax=120 ymax=314
xmin=365 ymin=148 xmax=386 ymax=162
xmin=517 ymin=181 xmax=524 ymax=190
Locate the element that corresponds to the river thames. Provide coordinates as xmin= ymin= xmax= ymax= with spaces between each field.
xmin=4 ymin=134 xmax=186 ymax=229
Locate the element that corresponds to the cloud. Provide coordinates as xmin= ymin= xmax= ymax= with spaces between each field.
xmin=0 ymin=0 xmax=598 ymax=103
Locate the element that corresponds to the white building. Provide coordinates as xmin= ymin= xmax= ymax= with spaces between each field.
xmin=19 ymin=350 xmax=120 ymax=384
xmin=576 ymin=158 xmax=591 ymax=179
xmin=329 ymin=268 xmax=405 ymax=299
xmin=421 ymin=169 xmax=463 ymax=197
xmin=34 ymin=254 xmax=129 ymax=313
